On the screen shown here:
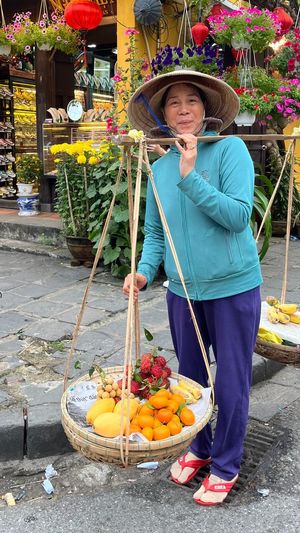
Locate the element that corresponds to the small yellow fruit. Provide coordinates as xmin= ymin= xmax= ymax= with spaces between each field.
xmin=276 ymin=303 xmax=298 ymax=315
xmin=93 ymin=412 xmax=126 ymax=438
xmin=277 ymin=312 xmax=290 ymax=324
xmin=114 ymin=398 xmax=139 ymax=421
xmin=267 ymin=307 xmax=280 ymax=324
xmin=86 ymin=398 xmax=115 ymax=425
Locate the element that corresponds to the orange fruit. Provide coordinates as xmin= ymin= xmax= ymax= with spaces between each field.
xmin=171 ymin=414 xmax=181 ymax=426
xmin=149 ymin=395 xmax=169 ymax=409
xmin=139 ymin=404 xmax=154 ymax=417
xmin=179 ymin=406 xmax=195 ymax=426
xmin=167 ymin=399 xmax=180 ymax=414
xmin=141 ymin=427 xmax=153 ymax=441
xmin=153 ymin=418 xmax=163 ymax=428
xmin=157 ymin=408 xmax=173 ymax=424
xmin=171 ymin=393 xmax=185 ymax=406
xmin=131 ymin=415 xmax=140 ymax=425
xmin=153 ymin=425 xmax=171 ymax=440
xmin=137 ymin=414 xmax=155 ymax=428
xmin=167 ymin=420 xmax=182 ymax=435
xmin=154 ymin=389 xmax=170 ymax=398
xmin=130 ymin=423 xmax=141 ymax=434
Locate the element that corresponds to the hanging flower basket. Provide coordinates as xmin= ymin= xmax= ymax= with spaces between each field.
xmin=234 ymin=111 xmax=256 ymax=127
xmin=231 ymin=37 xmax=250 ymax=50
xmin=208 ymin=7 xmax=281 ymax=52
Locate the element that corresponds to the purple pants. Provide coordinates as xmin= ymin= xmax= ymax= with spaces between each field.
xmin=166 ymin=286 xmax=261 ymax=480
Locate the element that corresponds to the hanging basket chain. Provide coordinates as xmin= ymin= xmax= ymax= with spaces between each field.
xmin=119 ymin=139 xmax=144 ymax=467
xmin=143 ymin=145 xmax=215 ymax=407
xmin=281 ymin=139 xmax=296 ymax=304
xmin=38 ymin=0 xmax=49 ymax=23
xmin=63 ymin=148 xmax=126 ymax=392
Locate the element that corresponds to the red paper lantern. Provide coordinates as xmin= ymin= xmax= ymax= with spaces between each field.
xmin=64 ymin=0 xmax=103 ymax=31
xmin=209 ymin=2 xmax=227 ymax=17
xmin=274 ymin=7 xmax=293 ymax=37
xmin=191 ymin=22 xmax=209 ymax=46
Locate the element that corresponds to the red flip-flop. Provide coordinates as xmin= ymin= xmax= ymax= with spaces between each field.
xmin=171 ymin=453 xmax=212 ymax=485
xmin=194 ymin=474 xmax=238 ymax=506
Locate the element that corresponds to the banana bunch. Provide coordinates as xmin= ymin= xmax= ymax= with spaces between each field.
xmin=171 ymin=380 xmax=202 ymax=404
xmin=266 ymin=296 xmax=299 ymax=325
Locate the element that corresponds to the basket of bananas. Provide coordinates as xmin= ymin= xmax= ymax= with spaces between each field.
xmin=255 ymin=297 xmax=300 ymax=367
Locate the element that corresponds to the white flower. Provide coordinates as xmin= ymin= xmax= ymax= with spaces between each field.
xmin=128 ymin=129 xmax=144 ymax=142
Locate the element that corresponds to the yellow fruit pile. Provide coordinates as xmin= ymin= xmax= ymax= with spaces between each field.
xmin=266 ymin=296 xmax=300 ymax=325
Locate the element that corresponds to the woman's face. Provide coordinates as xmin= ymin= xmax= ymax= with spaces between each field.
xmin=163 ymin=83 xmax=205 ymax=134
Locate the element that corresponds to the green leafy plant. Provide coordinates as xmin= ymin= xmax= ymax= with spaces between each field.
xmin=266 ymin=153 xmax=300 ymax=222
xmin=32 ymin=11 xmax=80 ymax=55
xmin=252 ymin=172 xmax=274 ymax=261
xmin=16 ymin=153 xmax=43 ymax=185
xmin=87 ymin=145 xmax=147 ymax=277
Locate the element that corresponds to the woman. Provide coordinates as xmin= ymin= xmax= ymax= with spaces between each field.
xmin=123 ymin=71 xmax=262 ymax=506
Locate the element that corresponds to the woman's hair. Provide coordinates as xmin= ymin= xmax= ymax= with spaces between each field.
xmin=161 ymin=84 xmax=206 ymax=110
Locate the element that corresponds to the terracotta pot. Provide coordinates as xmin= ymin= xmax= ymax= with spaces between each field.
xmin=66 ymin=236 xmax=96 ymax=267
xmin=272 ymin=220 xmax=287 ymax=237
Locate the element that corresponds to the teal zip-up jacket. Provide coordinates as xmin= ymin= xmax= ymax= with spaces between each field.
xmin=137 ymin=132 xmax=263 ymax=300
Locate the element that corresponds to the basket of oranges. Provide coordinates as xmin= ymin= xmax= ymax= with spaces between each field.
xmin=61 ymin=365 xmax=213 ymax=465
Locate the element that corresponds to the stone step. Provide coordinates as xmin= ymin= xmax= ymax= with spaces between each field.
xmin=0 ymin=210 xmax=65 ymax=247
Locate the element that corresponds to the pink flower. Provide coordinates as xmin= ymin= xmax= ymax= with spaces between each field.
xmin=112 ymin=73 xmax=122 ymax=82
xmin=125 ymin=28 xmax=139 ymax=36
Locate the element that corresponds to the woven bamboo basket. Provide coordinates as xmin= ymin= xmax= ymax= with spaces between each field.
xmin=61 ymin=366 xmax=213 ymax=465
xmin=255 ymin=338 xmax=300 ymax=367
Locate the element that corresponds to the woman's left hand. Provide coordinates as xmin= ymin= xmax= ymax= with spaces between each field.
xmin=175 ymin=134 xmax=198 ymax=178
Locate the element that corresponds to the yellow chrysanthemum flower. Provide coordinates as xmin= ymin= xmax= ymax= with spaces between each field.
xmin=77 ymin=155 xmax=87 ymax=164
xmin=88 ymin=156 xmax=99 ymax=165
xmin=54 ymin=158 xmax=61 ymax=163
xmin=128 ymin=129 xmax=144 ymax=142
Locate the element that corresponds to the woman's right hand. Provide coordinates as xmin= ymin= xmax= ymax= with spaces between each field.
xmin=123 ymin=273 xmax=147 ymax=301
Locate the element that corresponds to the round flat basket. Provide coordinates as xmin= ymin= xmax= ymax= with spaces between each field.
xmin=61 ymin=366 xmax=213 ymax=465
xmin=255 ymin=338 xmax=300 ymax=367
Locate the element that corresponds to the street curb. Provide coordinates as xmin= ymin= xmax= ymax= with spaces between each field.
xmin=0 ymin=354 xmax=284 ymax=463
xmin=0 ymin=238 xmax=71 ymax=260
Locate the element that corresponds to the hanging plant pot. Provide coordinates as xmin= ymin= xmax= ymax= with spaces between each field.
xmin=0 ymin=44 xmax=11 ymax=56
xmin=37 ymin=43 xmax=53 ymax=51
xmin=231 ymin=37 xmax=250 ymax=50
xmin=234 ymin=111 xmax=256 ymax=127
xmin=16 ymin=194 xmax=39 ymax=216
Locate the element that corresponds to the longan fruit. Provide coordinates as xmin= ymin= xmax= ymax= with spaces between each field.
xmin=105 ymin=384 xmax=112 ymax=392
xmin=110 ymin=390 xmax=116 ymax=398
xmin=102 ymin=391 xmax=110 ymax=399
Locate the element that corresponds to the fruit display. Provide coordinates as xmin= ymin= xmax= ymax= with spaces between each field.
xmin=131 ymin=351 xmax=173 ymax=400
xmin=266 ymin=296 xmax=300 ymax=325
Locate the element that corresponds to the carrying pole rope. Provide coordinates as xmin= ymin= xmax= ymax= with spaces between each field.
xmin=143 ymin=145 xmax=215 ymax=407
xmin=63 ymin=148 xmax=126 ymax=392
xmin=281 ymin=139 xmax=296 ymax=305
xmin=127 ymin=150 xmax=141 ymax=361
xmin=119 ymin=139 xmax=144 ymax=466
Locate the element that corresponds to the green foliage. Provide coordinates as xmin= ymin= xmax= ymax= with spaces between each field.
xmin=16 ymin=153 xmax=43 ymax=184
xmin=266 ymin=154 xmax=300 ymax=221
xmin=252 ymin=172 xmax=274 ymax=261
xmin=88 ymin=146 xmax=147 ymax=277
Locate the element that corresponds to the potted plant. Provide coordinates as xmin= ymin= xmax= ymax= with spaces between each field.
xmin=208 ymin=7 xmax=281 ymax=52
xmin=16 ymin=153 xmax=43 ymax=195
xmin=0 ymin=25 xmax=15 ymax=55
xmin=266 ymin=153 xmax=300 ymax=237
xmin=51 ymin=139 xmax=121 ymax=266
xmin=269 ymin=28 xmax=300 ymax=79
xmin=32 ymin=11 xmax=80 ymax=55
xmin=151 ymin=43 xmax=224 ymax=77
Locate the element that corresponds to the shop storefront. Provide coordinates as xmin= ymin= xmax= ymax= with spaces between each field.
xmin=0 ymin=0 xmax=117 ymax=210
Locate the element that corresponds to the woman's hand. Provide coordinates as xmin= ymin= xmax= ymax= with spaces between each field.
xmin=175 ymin=133 xmax=198 ymax=178
xmin=147 ymin=144 xmax=167 ymax=157
xmin=123 ymin=273 xmax=147 ymax=302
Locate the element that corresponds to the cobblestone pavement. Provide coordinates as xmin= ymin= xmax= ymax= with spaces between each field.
xmin=0 ymin=238 xmax=299 ymax=459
